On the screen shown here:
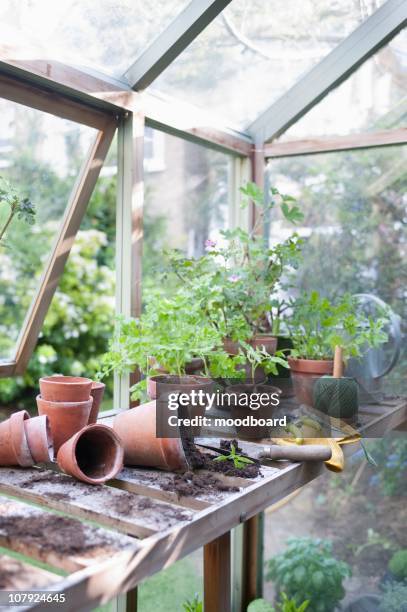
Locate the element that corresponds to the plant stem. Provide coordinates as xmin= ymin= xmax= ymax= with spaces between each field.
xmin=0 ymin=208 xmax=16 ymax=244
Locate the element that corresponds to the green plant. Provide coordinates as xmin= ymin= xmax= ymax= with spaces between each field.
xmin=0 ymin=177 xmax=35 ymax=246
xmin=379 ymin=582 xmax=407 ymax=612
xmin=389 ymin=549 xmax=407 ymax=581
xmin=247 ymin=593 xmax=309 ymax=612
xmin=182 ymin=594 xmax=203 ymax=612
xmin=266 ymin=537 xmax=351 ymax=612
xmin=166 ymin=182 xmax=303 ymax=343
xmin=242 ymin=342 xmax=289 ymax=380
xmin=98 ymin=291 xmax=224 ymax=400
xmin=288 ymin=291 xmax=388 ymax=361
xmin=213 ymin=443 xmax=254 ymax=470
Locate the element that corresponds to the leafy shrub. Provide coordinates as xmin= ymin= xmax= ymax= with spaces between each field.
xmin=266 ymin=537 xmax=351 ymax=612
xmin=379 ymin=582 xmax=407 ymax=612
xmin=182 ymin=594 xmax=202 ymax=612
xmin=247 ymin=593 xmax=309 ymax=612
xmin=368 ymin=438 xmax=407 ymax=496
xmin=388 ymin=550 xmax=407 ymax=581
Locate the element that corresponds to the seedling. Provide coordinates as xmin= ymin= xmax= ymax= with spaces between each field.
xmin=213 ymin=443 xmax=254 ymax=469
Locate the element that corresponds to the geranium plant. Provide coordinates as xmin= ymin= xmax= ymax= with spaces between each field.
xmin=166 ymin=182 xmax=303 ymax=344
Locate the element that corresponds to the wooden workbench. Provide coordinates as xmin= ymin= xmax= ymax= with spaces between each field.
xmin=0 ymin=398 xmax=404 ymax=612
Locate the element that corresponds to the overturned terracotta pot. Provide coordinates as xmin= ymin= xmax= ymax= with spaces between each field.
xmin=39 ymin=376 xmax=92 ymax=402
xmin=0 ymin=410 xmax=33 ymax=467
xmin=36 ymin=395 xmax=92 ymax=453
xmin=288 ymin=358 xmax=334 ymax=407
xmin=113 ymin=402 xmax=189 ymax=472
xmin=88 ymin=381 xmax=106 ymax=424
xmin=57 ymin=424 xmax=123 ymax=485
xmin=24 ymin=415 xmax=54 ymax=463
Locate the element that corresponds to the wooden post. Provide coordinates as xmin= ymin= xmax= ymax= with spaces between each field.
xmin=242 ymin=514 xmax=264 ymax=608
xmin=204 ymin=531 xmax=231 ymax=612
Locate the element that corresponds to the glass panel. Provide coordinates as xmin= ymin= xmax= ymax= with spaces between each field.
xmin=280 ymin=29 xmax=407 ymax=139
xmin=0 ymin=0 xmax=189 ymax=78
xmin=143 ymin=128 xmax=231 ymax=287
xmin=154 ymin=0 xmax=384 ymax=127
xmin=266 ymin=145 xmax=407 ymax=396
xmin=0 ymin=98 xmax=96 ymax=363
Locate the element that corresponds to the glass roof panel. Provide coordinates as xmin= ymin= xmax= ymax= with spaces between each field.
xmin=280 ymin=28 xmax=407 ymax=140
xmin=0 ymin=97 xmax=96 ymax=363
xmin=0 ymin=0 xmax=189 ymax=78
xmin=153 ymin=0 xmax=385 ymax=128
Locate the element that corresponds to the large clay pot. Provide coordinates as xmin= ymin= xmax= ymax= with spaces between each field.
xmin=288 ymin=358 xmax=334 ymax=407
xmin=0 ymin=410 xmax=33 ymax=467
xmin=36 ymin=395 xmax=92 ymax=453
xmin=24 ymin=415 xmax=54 ymax=463
xmin=39 ymin=376 xmax=92 ymax=402
xmin=228 ymin=384 xmax=282 ymax=439
xmin=113 ymin=402 xmax=189 ymax=472
xmin=89 ymin=381 xmax=106 ymax=424
xmin=57 ymin=424 xmax=123 ymax=485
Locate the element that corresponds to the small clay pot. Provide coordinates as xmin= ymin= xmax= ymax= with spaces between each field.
xmin=36 ymin=395 xmax=92 ymax=453
xmin=57 ymin=424 xmax=123 ymax=485
xmin=288 ymin=357 xmax=334 ymax=407
xmin=223 ymin=337 xmax=240 ymax=355
xmin=250 ymin=334 xmax=278 ymax=355
xmin=89 ymin=381 xmax=106 ymax=424
xmin=113 ymin=402 xmax=189 ymax=472
xmin=24 ymin=415 xmax=54 ymax=463
xmin=39 ymin=376 xmax=92 ymax=402
xmin=0 ymin=410 xmax=34 ymax=467
xmin=147 ymin=374 xmax=213 ymax=402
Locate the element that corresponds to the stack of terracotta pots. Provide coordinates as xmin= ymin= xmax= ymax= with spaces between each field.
xmin=34 ymin=376 xmax=122 ymax=484
xmin=0 ymin=410 xmax=53 ymax=466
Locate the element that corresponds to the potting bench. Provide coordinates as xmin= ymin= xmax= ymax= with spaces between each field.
xmin=0 ymin=398 xmax=404 ymax=612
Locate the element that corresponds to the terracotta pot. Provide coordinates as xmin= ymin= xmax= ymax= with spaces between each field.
xmin=223 ymin=337 xmax=240 ymax=355
xmin=39 ymin=376 xmax=92 ymax=402
xmin=0 ymin=410 xmax=34 ymax=467
xmin=89 ymin=382 xmax=105 ymax=424
xmin=288 ymin=358 xmax=334 ymax=407
xmin=57 ymin=424 xmax=123 ymax=485
xmin=113 ymin=402 xmax=189 ymax=472
xmin=24 ymin=415 xmax=54 ymax=463
xmin=250 ymin=334 xmax=278 ymax=355
xmin=185 ymin=358 xmax=204 ymax=374
xmin=36 ymin=395 xmax=92 ymax=453
xmin=228 ymin=384 xmax=282 ymax=439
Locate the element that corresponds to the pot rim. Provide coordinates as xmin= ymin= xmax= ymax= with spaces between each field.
xmin=64 ymin=423 xmax=124 ymax=484
xmin=149 ymin=374 xmax=212 ymax=385
xmin=288 ymin=357 xmax=334 ymax=374
xmin=36 ymin=394 xmax=93 ymax=408
xmin=40 ymin=375 xmax=92 ymax=386
xmin=91 ymin=381 xmax=106 ymax=390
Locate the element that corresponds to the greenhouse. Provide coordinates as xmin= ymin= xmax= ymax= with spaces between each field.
xmin=0 ymin=0 xmax=406 ymax=610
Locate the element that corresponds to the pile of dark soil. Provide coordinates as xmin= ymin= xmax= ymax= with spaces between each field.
xmin=181 ymin=437 xmax=261 ymax=480
xmin=162 ymin=471 xmax=239 ymax=498
xmin=108 ymin=491 xmax=189 ymax=522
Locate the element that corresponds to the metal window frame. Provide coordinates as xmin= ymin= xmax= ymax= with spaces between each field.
xmin=248 ymin=0 xmax=407 ymax=143
xmin=124 ymin=0 xmax=233 ymax=90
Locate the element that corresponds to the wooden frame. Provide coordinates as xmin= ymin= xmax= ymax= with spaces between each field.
xmin=248 ymin=0 xmax=407 ymax=142
xmin=0 ymin=47 xmax=252 ymax=157
xmin=124 ymin=0 xmax=233 ymax=90
xmin=264 ymin=128 xmax=407 ymax=158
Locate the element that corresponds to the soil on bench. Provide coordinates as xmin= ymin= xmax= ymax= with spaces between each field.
xmin=0 ymin=513 xmax=101 ymax=554
xmin=108 ymin=491 xmax=190 ymax=522
xmin=180 ymin=437 xmax=261 ymax=484
xmin=162 ymin=471 xmax=239 ymax=498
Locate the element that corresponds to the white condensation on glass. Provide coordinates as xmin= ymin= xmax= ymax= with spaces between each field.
xmin=153 ymin=0 xmax=385 ymax=127
xmin=279 ymin=28 xmax=407 ymax=140
xmin=0 ymin=0 xmax=189 ymax=77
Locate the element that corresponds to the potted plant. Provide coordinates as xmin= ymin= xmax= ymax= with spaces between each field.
xmin=99 ymin=292 xmax=222 ymax=403
xmin=166 ymin=182 xmax=303 ymax=357
xmin=266 ymin=537 xmax=351 ymax=612
xmin=287 ymin=291 xmax=388 ymax=407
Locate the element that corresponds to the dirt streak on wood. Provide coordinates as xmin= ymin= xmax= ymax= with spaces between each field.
xmin=0 ymin=554 xmax=60 ymax=590
xmin=0 ymin=468 xmax=193 ymax=538
xmin=0 ymin=497 xmax=138 ymax=572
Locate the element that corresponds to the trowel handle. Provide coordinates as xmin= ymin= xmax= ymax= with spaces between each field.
xmin=260 ymin=444 xmax=332 ymax=462
xmin=333 ymin=346 xmax=344 ymax=378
